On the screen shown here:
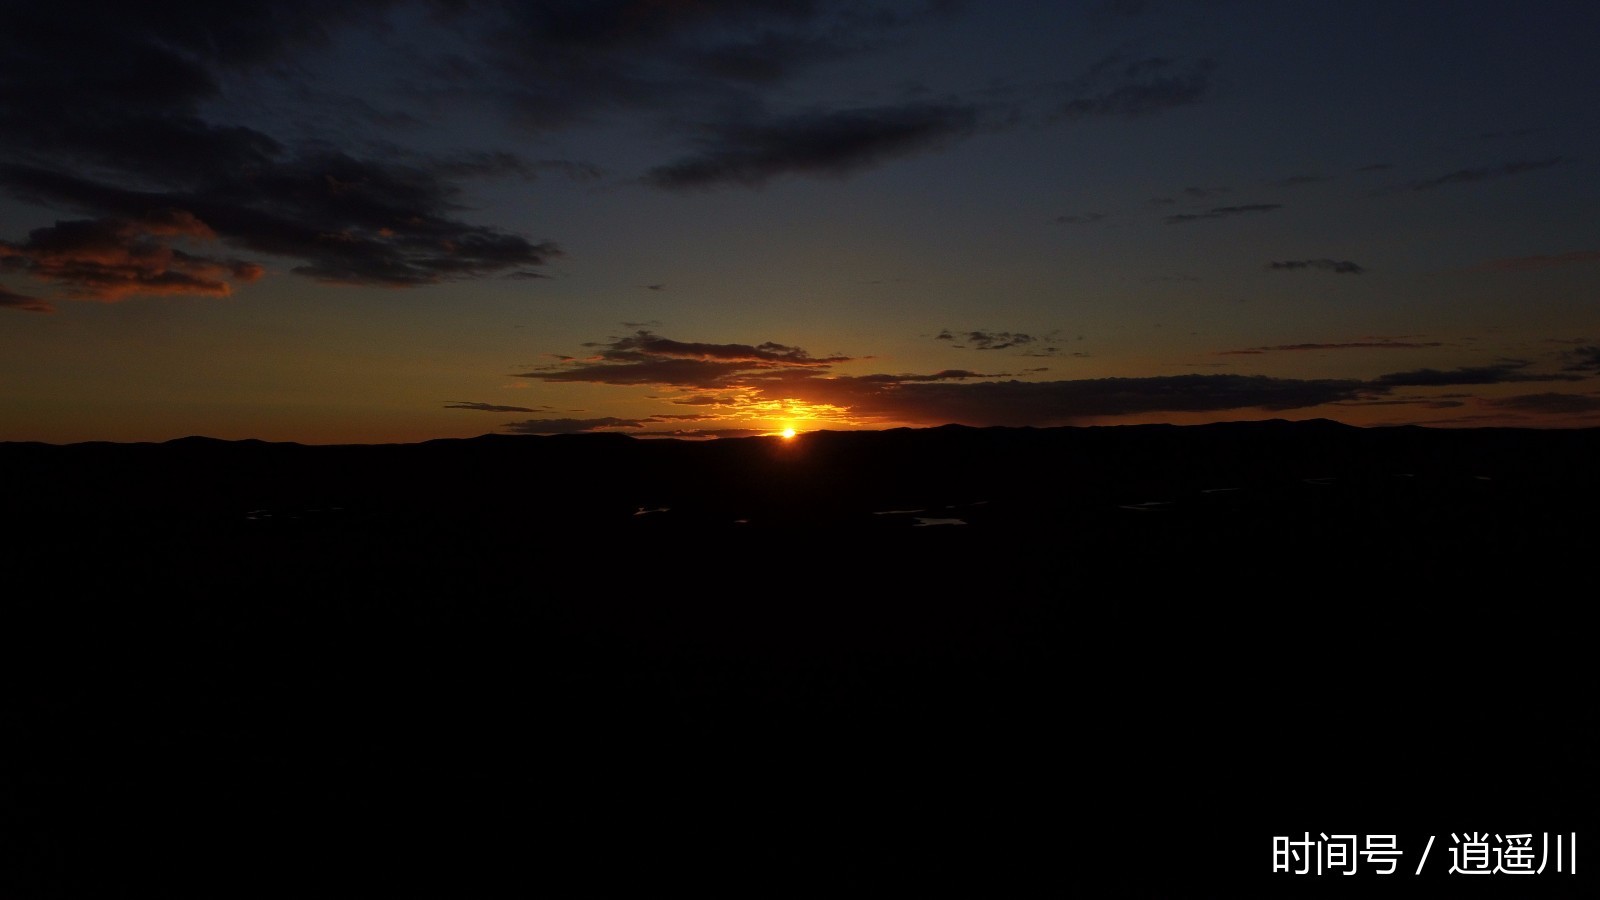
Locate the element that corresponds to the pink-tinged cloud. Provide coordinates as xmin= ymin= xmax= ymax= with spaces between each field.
xmin=1472 ymin=250 xmax=1600 ymax=272
xmin=0 ymin=216 xmax=263 ymax=301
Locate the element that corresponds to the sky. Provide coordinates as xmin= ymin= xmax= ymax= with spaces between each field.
xmin=2 ymin=0 xmax=1598 ymax=443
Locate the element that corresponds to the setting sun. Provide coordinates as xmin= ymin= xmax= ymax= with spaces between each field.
xmin=781 ymin=427 xmax=797 ymax=439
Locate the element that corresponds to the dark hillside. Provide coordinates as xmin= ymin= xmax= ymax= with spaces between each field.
xmin=4 ymin=421 xmax=1593 ymax=896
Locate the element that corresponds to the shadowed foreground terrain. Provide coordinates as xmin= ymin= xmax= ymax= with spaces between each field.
xmin=3 ymin=420 xmax=1593 ymax=896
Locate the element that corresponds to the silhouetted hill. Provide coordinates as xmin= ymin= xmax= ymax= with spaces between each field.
xmin=4 ymin=421 xmax=1593 ymax=897
xmin=6 ymin=419 xmax=1598 ymax=544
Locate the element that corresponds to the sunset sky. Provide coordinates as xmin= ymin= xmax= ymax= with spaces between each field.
xmin=3 ymin=1 xmax=1598 ymax=443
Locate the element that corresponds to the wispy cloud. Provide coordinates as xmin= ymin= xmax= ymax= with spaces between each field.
xmin=0 ymin=284 xmax=52 ymax=313
xmin=1267 ymin=259 xmax=1364 ymax=275
xmin=1406 ymin=157 xmax=1565 ymax=191
xmin=959 ymin=330 xmax=1034 ymax=350
xmin=515 ymin=330 xmax=854 ymax=389
xmin=1165 ymin=204 xmax=1282 ymax=224
xmin=1333 ymin=398 xmax=1466 ymax=409
xmin=1561 ymin=345 xmax=1600 ymax=373
xmin=1057 ymin=56 xmax=1215 ymax=120
xmin=1370 ymin=361 xmax=1584 ymax=387
xmin=460 ymin=2 xmax=944 ymax=131
xmin=445 ymin=401 xmax=544 ymax=413
xmin=644 ymin=103 xmax=980 ymax=189
xmin=502 ymin=417 xmax=650 ymax=435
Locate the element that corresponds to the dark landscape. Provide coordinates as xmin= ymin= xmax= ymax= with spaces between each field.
xmin=5 ymin=2 xmax=1596 ymax=895
xmin=4 ymin=420 xmax=1592 ymax=896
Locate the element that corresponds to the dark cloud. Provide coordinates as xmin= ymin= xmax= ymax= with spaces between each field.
xmin=525 ymin=358 xmax=756 ymax=388
xmin=1562 ymin=346 xmax=1600 ymax=373
xmin=1332 ymin=398 xmax=1466 ymax=409
xmin=799 ymin=373 xmax=1370 ymax=426
xmin=939 ymin=328 xmax=1073 ymax=355
xmin=0 ymin=215 xmax=263 ymax=300
xmin=0 ymin=284 xmax=52 ymax=313
xmin=528 ymin=355 xmax=758 ymax=387
xmin=502 ymin=417 xmax=649 ymax=435
xmin=0 ymin=162 xmax=561 ymax=288
xmin=0 ymin=3 xmax=572 ymax=296
xmin=0 ymin=2 xmax=346 ymax=181
xmin=444 ymin=401 xmax=543 ymax=413
xmin=644 ymin=103 xmax=981 ymax=189
xmin=522 ymin=331 xmax=1375 ymax=427
xmin=669 ymin=394 xmax=741 ymax=406
xmin=1356 ymin=163 xmax=1393 ymax=172
xmin=1055 ymin=213 xmax=1109 ymax=224
xmin=417 ymin=150 xmax=546 ymax=182
xmin=460 ymin=1 xmax=931 ymax=131
xmin=1165 ymin=204 xmax=1282 ymax=224
xmin=514 ymin=330 xmax=853 ymax=389
xmin=1370 ymin=361 xmax=1584 ymax=388
xmin=634 ymin=427 xmax=771 ymax=439
xmin=963 ymin=331 xmax=1035 ymax=351
xmin=1407 ymin=157 xmax=1565 ymax=191
xmin=1416 ymin=413 xmax=1520 ymax=425
xmin=1471 ymin=250 xmax=1600 ymax=272
xmin=1487 ymin=392 xmax=1600 ymax=414
xmin=1218 ymin=341 xmax=1443 ymax=355
xmin=1057 ymin=56 xmax=1215 ymax=120
xmin=607 ymin=332 xmax=850 ymax=365
xmin=849 ymin=369 xmax=1011 ymax=383
xmin=1267 ymin=259 xmax=1365 ymax=275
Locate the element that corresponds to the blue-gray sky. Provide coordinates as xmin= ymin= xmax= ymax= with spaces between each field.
xmin=2 ymin=0 xmax=1598 ymax=441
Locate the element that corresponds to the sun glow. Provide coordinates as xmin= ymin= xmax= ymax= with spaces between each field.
xmin=781 ymin=427 xmax=797 ymax=439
